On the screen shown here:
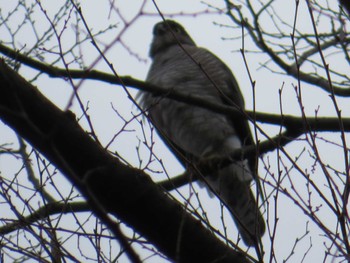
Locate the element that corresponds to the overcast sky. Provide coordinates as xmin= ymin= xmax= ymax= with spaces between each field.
xmin=1 ymin=0 xmax=349 ymax=262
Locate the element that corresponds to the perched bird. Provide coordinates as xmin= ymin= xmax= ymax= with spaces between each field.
xmin=138 ymin=20 xmax=265 ymax=246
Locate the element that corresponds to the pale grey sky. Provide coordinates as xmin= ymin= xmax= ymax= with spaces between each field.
xmin=0 ymin=0 xmax=349 ymax=262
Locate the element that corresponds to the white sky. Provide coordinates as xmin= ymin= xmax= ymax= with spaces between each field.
xmin=0 ymin=0 xmax=349 ymax=262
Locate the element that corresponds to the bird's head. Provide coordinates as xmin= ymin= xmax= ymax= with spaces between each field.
xmin=149 ymin=20 xmax=196 ymax=58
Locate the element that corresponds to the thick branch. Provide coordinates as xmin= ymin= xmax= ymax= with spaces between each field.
xmin=0 ymin=60 xmax=250 ymax=263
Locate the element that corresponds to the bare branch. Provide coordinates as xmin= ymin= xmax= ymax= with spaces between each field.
xmin=1 ymin=43 xmax=350 ymax=135
xmin=0 ymin=59 xmax=251 ymax=263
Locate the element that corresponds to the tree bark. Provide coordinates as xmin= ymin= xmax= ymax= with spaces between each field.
xmin=0 ymin=60 xmax=250 ymax=263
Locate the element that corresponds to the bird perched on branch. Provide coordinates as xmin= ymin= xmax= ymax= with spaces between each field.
xmin=138 ymin=20 xmax=265 ymax=246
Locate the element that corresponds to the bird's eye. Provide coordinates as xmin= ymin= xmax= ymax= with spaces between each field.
xmin=154 ymin=24 xmax=167 ymax=36
xmin=170 ymin=25 xmax=183 ymax=35
xmin=154 ymin=21 xmax=184 ymax=36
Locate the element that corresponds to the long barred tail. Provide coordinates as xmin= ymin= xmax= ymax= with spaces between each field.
xmin=206 ymin=163 xmax=266 ymax=246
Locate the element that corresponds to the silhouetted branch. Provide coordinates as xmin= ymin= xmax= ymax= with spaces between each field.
xmin=1 ymin=43 xmax=350 ymax=134
xmin=339 ymin=0 xmax=350 ymax=16
xmin=224 ymin=0 xmax=350 ymax=97
xmin=0 ymin=60 xmax=250 ymax=263
xmin=160 ymin=130 xmax=299 ymax=191
xmin=0 ymin=201 xmax=89 ymax=236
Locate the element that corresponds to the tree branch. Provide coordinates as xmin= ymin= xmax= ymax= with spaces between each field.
xmin=339 ymin=0 xmax=350 ymax=16
xmin=1 ymin=43 xmax=350 ymax=134
xmin=0 ymin=201 xmax=89 ymax=236
xmin=159 ymin=130 xmax=300 ymax=191
xmin=0 ymin=60 xmax=250 ymax=263
xmin=224 ymin=0 xmax=350 ymax=97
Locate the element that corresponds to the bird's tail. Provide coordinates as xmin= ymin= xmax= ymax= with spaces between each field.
xmin=205 ymin=162 xmax=266 ymax=246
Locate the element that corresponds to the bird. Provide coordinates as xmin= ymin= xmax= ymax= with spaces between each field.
xmin=137 ymin=20 xmax=265 ymax=246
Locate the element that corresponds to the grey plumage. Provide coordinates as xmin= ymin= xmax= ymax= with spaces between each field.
xmin=138 ymin=20 xmax=265 ymax=246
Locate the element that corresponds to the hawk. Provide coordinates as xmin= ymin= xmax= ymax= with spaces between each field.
xmin=138 ymin=20 xmax=265 ymax=246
